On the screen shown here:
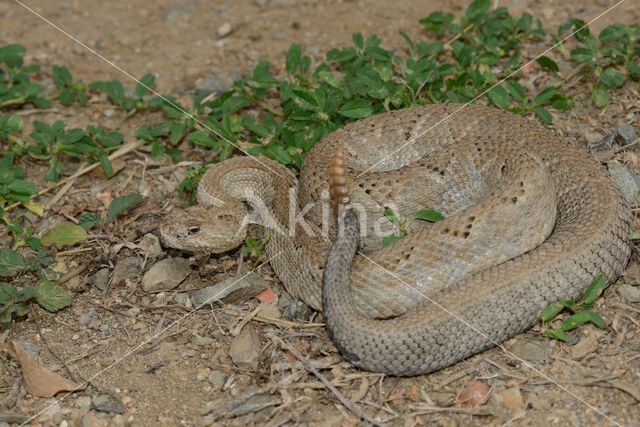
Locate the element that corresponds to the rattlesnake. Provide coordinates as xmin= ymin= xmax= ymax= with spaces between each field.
xmin=160 ymin=104 xmax=632 ymax=376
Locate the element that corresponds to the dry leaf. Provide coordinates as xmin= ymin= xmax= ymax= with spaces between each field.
xmin=12 ymin=341 xmax=85 ymax=397
xmin=457 ymin=379 xmax=491 ymax=408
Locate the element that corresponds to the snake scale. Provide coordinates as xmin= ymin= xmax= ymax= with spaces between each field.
xmin=160 ymin=104 xmax=632 ymax=376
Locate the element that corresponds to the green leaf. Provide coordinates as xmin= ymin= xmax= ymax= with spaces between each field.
xmin=187 ymin=130 xmax=216 ymax=147
xmin=629 ymin=228 xmax=640 ymax=240
xmin=41 ymin=224 xmax=87 ymax=249
xmin=34 ymin=280 xmax=72 ymax=312
xmin=0 ymin=283 xmax=20 ymax=304
xmin=533 ymin=107 xmax=553 ymax=124
xmin=414 ymin=209 xmax=445 ymax=222
xmin=543 ymin=328 xmax=573 ymax=343
xmin=106 ymin=194 xmax=143 ymax=221
xmin=99 ymin=154 xmax=113 ymax=178
xmin=628 ymin=61 xmax=640 ymax=79
xmin=506 ymin=81 xmax=526 ymax=103
xmin=534 ymin=87 xmax=559 ymax=105
xmin=0 ymin=44 xmax=26 ymax=67
xmin=570 ymin=47 xmax=594 ymax=63
xmin=591 ymin=82 xmax=608 ymax=108
xmin=486 ymin=85 xmax=511 ymax=109
xmin=600 ymin=67 xmax=625 ymax=88
xmin=135 ymin=73 xmax=156 ymax=98
xmin=7 ymin=179 xmax=37 ymax=196
xmin=337 ymin=99 xmax=373 ymax=119
xmin=382 ymin=234 xmax=404 ymax=247
xmin=561 ymin=311 xmax=606 ymax=331
xmin=540 ymin=303 xmax=564 ymax=322
xmin=536 ymin=56 xmax=559 ymax=72
xmin=78 ymin=212 xmax=102 ymax=230
xmin=52 ymin=65 xmax=73 ymax=88
xmin=581 ymin=274 xmax=606 ymax=306
xmin=465 ymin=0 xmax=490 ymax=23
xmin=599 ymin=23 xmax=627 ymax=42
xmin=0 ymin=248 xmax=25 ymax=278
xmin=286 ymin=44 xmax=301 ymax=75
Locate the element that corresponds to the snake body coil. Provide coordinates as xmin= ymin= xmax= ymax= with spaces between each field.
xmin=160 ymin=104 xmax=632 ymax=376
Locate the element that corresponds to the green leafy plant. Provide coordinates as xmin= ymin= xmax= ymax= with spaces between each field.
xmin=540 ymin=275 xmax=608 ymax=343
xmin=89 ymin=72 xmax=156 ymax=113
xmin=241 ymin=235 xmax=268 ymax=266
xmin=0 ymin=44 xmax=50 ymax=109
xmin=0 ymin=280 xmax=72 ymax=324
xmin=382 ymin=208 xmax=445 ymax=247
xmin=52 ymin=65 xmax=88 ymax=106
xmin=28 ymin=120 xmax=123 ymax=181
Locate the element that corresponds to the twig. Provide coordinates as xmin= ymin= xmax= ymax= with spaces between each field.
xmin=252 ymin=315 xmax=324 ymax=329
xmin=55 ymin=263 xmax=90 ymax=285
xmin=529 ymin=372 xmax=622 ymax=386
xmin=274 ymin=337 xmax=387 ymax=427
xmin=408 ymin=404 xmax=493 ymax=416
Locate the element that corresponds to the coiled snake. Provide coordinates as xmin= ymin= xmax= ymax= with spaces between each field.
xmin=160 ymin=104 xmax=632 ymax=376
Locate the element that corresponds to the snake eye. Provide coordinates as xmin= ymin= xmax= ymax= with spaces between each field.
xmin=188 ymin=226 xmax=200 ymax=235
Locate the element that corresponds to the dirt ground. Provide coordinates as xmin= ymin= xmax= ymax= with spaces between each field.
xmin=1 ymin=0 xmax=640 ymax=426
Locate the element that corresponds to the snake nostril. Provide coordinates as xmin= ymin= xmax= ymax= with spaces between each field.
xmin=188 ymin=226 xmax=200 ymax=235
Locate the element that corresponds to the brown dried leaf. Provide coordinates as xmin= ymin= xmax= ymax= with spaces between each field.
xmin=12 ymin=341 xmax=85 ymax=397
xmin=457 ymin=379 xmax=491 ymax=408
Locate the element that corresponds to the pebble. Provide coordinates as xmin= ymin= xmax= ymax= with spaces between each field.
xmin=190 ymin=272 xmax=269 ymax=308
xmin=253 ymin=0 xmax=269 ymax=6
xmin=17 ymin=339 xmax=39 ymax=356
xmin=508 ymin=338 xmax=549 ymax=362
xmin=618 ymin=284 xmax=640 ymax=303
xmin=607 ymin=160 xmax=640 ymax=207
xmin=81 ymin=412 xmax=109 ymax=427
xmin=209 ymin=369 xmax=227 ymax=390
xmin=91 ymin=394 xmax=126 ymax=414
xmin=282 ymin=299 xmax=313 ymax=321
xmin=616 ymin=123 xmax=637 ymax=144
xmin=142 ymin=257 xmax=191 ymax=292
xmin=194 ymin=335 xmax=215 ymax=346
xmin=493 ymin=387 xmax=524 ymax=409
xmin=93 ymin=268 xmax=110 ymax=291
xmin=79 ymin=308 xmax=95 ymax=325
xmin=624 ymin=262 xmax=640 ymax=286
xmin=112 ymin=256 xmax=142 ymax=287
xmin=194 ymin=72 xmax=241 ymax=96
xmin=174 ymin=292 xmax=192 ymax=308
xmin=570 ymin=334 xmax=599 ymax=360
xmin=217 ymin=22 xmax=233 ymax=38
xmin=138 ymin=233 xmax=163 ymax=258
xmin=229 ymin=324 xmax=261 ymax=370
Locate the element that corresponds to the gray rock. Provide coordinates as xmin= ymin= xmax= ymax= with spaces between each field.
xmin=174 ymin=292 xmax=192 ymax=308
xmin=608 ymin=161 xmax=640 ymax=207
xmin=194 ymin=72 xmax=241 ymax=96
xmin=138 ymin=233 xmax=163 ymax=258
xmin=253 ymin=0 xmax=269 ymax=6
xmin=570 ymin=334 xmax=599 ymax=360
xmin=203 ymin=390 xmax=279 ymax=421
xmin=508 ymin=338 xmax=549 ymax=362
xmin=112 ymin=256 xmax=141 ymax=287
xmin=209 ymin=369 xmax=227 ymax=390
xmin=142 ymin=257 xmax=191 ymax=292
xmin=79 ymin=308 xmax=95 ymax=325
xmin=91 ymin=394 xmax=126 ymax=414
xmin=217 ymin=22 xmax=233 ymax=38
xmin=624 ymin=262 xmax=640 ymax=286
xmin=618 ymin=284 xmax=640 ymax=303
xmin=282 ymin=299 xmax=313 ymax=321
xmin=190 ymin=272 xmax=269 ymax=308
xmin=93 ymin=268 xmax=109 ymax=291
xmin=616 ymin=123 xmax=637 ymax=144
xmin=229 ymin=324 xmax=261 ymax=370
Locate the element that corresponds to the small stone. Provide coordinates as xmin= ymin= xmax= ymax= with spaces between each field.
xmin=229 ymin=324 xmax=261 ymax=370
xmin=132 ymin=321 xmax=147 ymax=330
xmin=217 ymin=22 xmax=232 ymax=38
xmin=82 ymin=412 xmax=108 ymax=427
xmin=570 ymin=334 xmax=599 ymax=360
xmin=93 ymin=268 xmax=109 ymax=291
xmin=253 ymin=0 xmax=269 ymax=6
xmin=174 ymin=292 xmax=192 ymax=308
xmin=103 ymin=109 xmax=114 ymax=118
xmin=91 ymin=394 xmax=126 ymax=414
xmin=17 ymin=339 xmax=39 ymax=356
xmin=42 ymin=399 xmax=62 ymax=418
xmin=508 ymin=338 xmax=548 ymax=362
xmin=618 ymin=284 xmax=640 ymax=303
xmin=608 ymin=161 xmax=640 ymax=207
xmin=209 ymin=370 xmax=227 ymax=390
xmin=624 ymin=263 xmax=640 ymax=286
xmin=142 ymin=257 xmax=191 ymax=292
xmin=190 ymin=272 xmax=269 ymax=308
xmin=194 ymin=72 xmax=241 ymax=96
xmin=584 ymin=131 xmax=605 ymax=146
xmin=112 ymin=256 xmax=141 ymax=287
xmin=282 ymin=300 xmax=313 ymax=321
xmin=494 ymin=387 xmax=524 ymax=409
xmin=79 ymin=308 xmax=95 ymax=325
xmin=194 ymin=335 xmax=215 ymax=346
xmin=139 ymin=233 xmax=163 ymax=258
xmin=197 ymin=367 xmax=212 ymax=381
xmin=256 ymin=302 xmax=281 ymax=319
xmin=616 ymin=123 xmax=637 ymax=144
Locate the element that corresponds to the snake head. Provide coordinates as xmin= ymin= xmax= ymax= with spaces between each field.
xmin=159 ymin=205 xmax=247 ymax=253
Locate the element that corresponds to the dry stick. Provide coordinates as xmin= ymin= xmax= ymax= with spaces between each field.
xmin=5 ymin=139 xmax=146 ymax=213
xmin=274 ymin=337 xmax=387 ymax=427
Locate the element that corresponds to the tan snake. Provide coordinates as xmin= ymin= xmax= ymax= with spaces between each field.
xmin=160 ymin=104 xmax=632 ymax=376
